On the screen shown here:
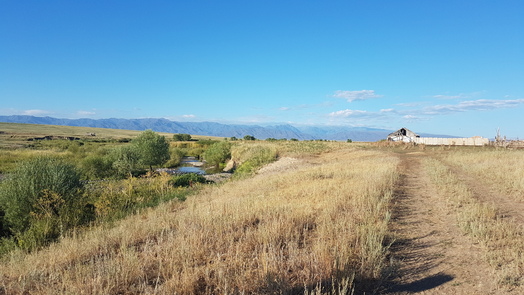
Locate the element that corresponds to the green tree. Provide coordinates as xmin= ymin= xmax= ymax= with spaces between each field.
xmin=133 ymin=130 xmax=170 ymax=171
xmin=203 ymin=141 xmax=231 ymax=167
xmin=173 ymin=133 xmax=192 ymax=141
xmin=243 ymin=135 xmax=256 ymax=141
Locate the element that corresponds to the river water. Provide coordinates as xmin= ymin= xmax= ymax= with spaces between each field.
xmin=157 ymin=157 xmax=207 ymax=175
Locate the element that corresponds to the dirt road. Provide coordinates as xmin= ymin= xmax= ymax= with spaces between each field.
xmin=384 ymin=151 xmax=506 ymax=294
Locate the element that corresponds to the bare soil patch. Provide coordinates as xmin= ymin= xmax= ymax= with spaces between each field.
xmin=385 ymin=152 xmax=500 ymax=294
xmin=256 ymin=157 xmax=304 ymax=176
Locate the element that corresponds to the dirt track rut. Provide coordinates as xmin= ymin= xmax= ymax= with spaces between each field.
xmin=384 ymin=152 xmax=501 ymax=294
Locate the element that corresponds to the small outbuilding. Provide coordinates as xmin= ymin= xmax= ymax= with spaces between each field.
xmin=387 ymin=128 xmax=420 ymax=143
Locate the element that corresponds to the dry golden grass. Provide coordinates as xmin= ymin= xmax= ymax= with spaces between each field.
xmin=442 ymin=149 xmax=524 ymax=199
xmin=0 ymin=122 xmax=223 ymax=145
xmin=0 ymin=146 xmax=398 ymax=294
xmin=424 ymin=156 xmax=524 ymax=289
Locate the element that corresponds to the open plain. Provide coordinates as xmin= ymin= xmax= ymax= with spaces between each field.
xmin=0 ymin=125 xmax=523 ymax=294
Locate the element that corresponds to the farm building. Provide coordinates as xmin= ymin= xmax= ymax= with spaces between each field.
xmin=387 ymin=128 xmax=420 ymax=143
xmin=387 ymin=128 xmax=489 ymax=146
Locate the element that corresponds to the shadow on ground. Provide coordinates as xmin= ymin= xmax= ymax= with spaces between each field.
xmin=383 ymin=273 xmax=454 ymax=293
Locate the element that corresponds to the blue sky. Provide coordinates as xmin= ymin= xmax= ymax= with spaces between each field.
xmin=1 ymin=1 xmax=523 ymax=138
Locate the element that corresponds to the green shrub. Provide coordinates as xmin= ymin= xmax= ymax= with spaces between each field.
xmin=203 ymin=141 xmax=231 ymax=167
xmin=0 ymin=156 xmax=91 ymax=250
xmin=166 ymin=147 xmax=186 ymax=167
xmin=0 ymin=237 xmax=17 ymax=256
xmin=110 ymin=145 xmax=141 ymax=178
xmin=187 ymin=147 xmax=205 ymax=158
xmin=173 ymin=134 xmax=192 ymax=141
xmin=0 ymin=208 xmax=10 ymax=238
xmin=133 ymin=130 xmax=170 ymax=170
xmin=170 ymin=173 xmax=208 ymax=187
xmin=81 ymin=154 xmax=115 ymax=179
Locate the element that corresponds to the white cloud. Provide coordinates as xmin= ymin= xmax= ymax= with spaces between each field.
xmin=279 ymin=107 xmax=290 ymax=111
xmin=182 ymin=114 xmax=196 ymax=118
xmin=380 ymin=108 xmax=395 ymax=113
xmin=332 ymin=90 xmax=382 ymax=102
xmin=433 ymin=94 xmax=468 ymax=100
xmin=77 ymin=110 xmax=96 ymax=116
xmin=23 ymin=109 xmax=51 ymax=116
xmin=329 ymin=109 xmax=371 ymax=118
xmin=396 ymin=102 xmax=425 ymax=107
xmin=433 ymin=91 xmax=484 ymax=100
xmin=424 ymin=99 xmax=524 ymax=115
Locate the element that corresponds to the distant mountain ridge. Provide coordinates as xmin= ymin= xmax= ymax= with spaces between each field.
xmin=0 ymin=115 xmax=453 ymax=141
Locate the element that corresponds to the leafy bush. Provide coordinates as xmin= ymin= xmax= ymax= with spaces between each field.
xmin=111 ymin=145 xmax=141 ymax=178
xmin=133 ymin=130 xmax=170 ymax=170
xmin=169 ymin=173 xmax=208 ymax=187
xmin=0 ymin=156 xmax=92 ymax=250
xmin=166 ymin=147 xmax=186 ymax=167
xmin=81 ymin=154 xmax=115 ymax=179
xmin=0 ymin=208 xmax=9 ymax=238
xmin=203 ymin=141 xmax=231 ymax=167
xmin=173 ymin=134 xmax=192 ymax=141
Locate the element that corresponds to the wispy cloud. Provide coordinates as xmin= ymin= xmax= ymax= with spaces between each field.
xmin=23 ymin=109 xmax=51 ymax=116
xmin=402 ymin=115 xmax=422 ymax=121
xmin=182 ymin=114 xmax=196 ymax=118
xmin=432 ymin=91 xmax=484 ymax=100
xmin=423 ymin=99 xmax=524 ymax=115
xmin=324 ymin=92 xmax=524 ymax=130
xmin=329 ymin=109 xmax=374 ymax=118
xmin=433 ymin=94 xmax=469 ymax=100
xmin=380 ymin=108 xmax=395 ymax=113
xmin=77 ymin=110 xmax=96 ymax=116
xmin=332 ymin=90 xmax=382 ymax=102
xmin=278 ymin=102 xmax=333 ymax=112
xmin=396 ymin=102 xmax=425 ymax=107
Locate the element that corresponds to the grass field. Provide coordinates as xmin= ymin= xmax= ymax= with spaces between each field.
xmin=0 ymin=122 xmax=223 ymax=148
xmin=1 ymin=124 xmax=524 ymax=294
xmin=0 ymin=145 xmax=398 ymax=294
